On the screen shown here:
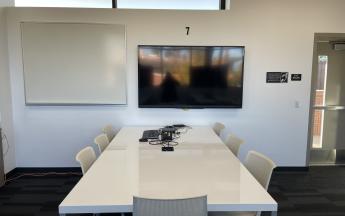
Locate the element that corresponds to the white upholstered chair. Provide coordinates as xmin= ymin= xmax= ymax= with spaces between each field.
xmin=244 ymin=151 xmax=276 ymax=190
xmin=102 ymin=124 xmax=116 ymax=142
xmin=209 ymin=151 xmax=276 ymax=216
xmin=133 ymin=196 xmax=208 ymax=216
xmin=75 ymin=146 xmax=96 ymax=175
xmin=94 ymin=133 xmax=110 ymax=154
xmin=224 ymin=133 xmax=244 ymax=157
xmin=212 ymin=122 xmax=225 ymax=136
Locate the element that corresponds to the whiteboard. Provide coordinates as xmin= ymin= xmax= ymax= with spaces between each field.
xmin=21 ymin=22 xmax=127 ymax=105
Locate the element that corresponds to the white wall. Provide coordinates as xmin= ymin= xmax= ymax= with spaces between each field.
xmin=0 ymin=0 xmax=15 ymax=173
xmin=5 ymin=0 xmax=345 ymax=168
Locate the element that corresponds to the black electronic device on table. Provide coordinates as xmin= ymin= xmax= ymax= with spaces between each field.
xmin=161 ymin=127 xmax=176 ymax=141
xmin=160 ymin=127 xmax=178 ymax=151
xmin=139 ymin=130 xmax=160 ymax=142
xmin=173 ymin=124 xmax=187 ymax=128
xmin=162 ymin=146 xmax=174 ymax=152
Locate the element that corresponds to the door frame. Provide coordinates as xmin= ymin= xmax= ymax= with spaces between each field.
xmin=306 ymin=33 xmax=345 ymax=166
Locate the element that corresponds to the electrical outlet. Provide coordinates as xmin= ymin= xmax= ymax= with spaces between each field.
xmin=294 ymin=100 xmax=300 ymax=108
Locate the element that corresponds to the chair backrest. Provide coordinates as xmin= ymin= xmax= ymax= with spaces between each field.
xmin=102 ymin=124 xmax=116 ymax=141
xmin=225 ymin=133 xmax=244 ymax=157
xmin=212 ymin=122 xmax=225 ymax=136
xmin=133 ymin=196 xmax=208 ymax=216
xmin=244 ymin=151 xmax=276 ymax=190
xmin=94 ymin=133 xmax=110 ymax=154
xmin=75 ymin=146 xmax=97 ymax=175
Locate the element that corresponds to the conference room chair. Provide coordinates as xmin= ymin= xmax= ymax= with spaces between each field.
xmin=102 ymin=124 xmax=116 ymax=142
xmin=94 ymin=133 xmax=110 ymax=154
xmin=76 ymin=146 xmax=97 ymax=175
xmin=244 ymin=151 xmax=276 ymax=190
xmin=133 ymin=196 xmax=208 ymax=216
xmin=209 ymin=151 xmax=276 ymax=216
xmin=212 ymin=122 xmax=225 ymax=136
xmin=224 ymin=133 xmax=244 ymax=157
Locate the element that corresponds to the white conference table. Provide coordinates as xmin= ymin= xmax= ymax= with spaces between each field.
xmin=59 ymin=126 xmax=277 ymax=215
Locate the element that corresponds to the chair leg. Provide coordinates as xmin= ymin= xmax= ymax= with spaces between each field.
xmin=270 ymin=211 xmax=278 ymax=216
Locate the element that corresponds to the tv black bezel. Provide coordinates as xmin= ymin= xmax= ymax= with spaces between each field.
xmin=138 ymin=45 xmax=245 ymax=109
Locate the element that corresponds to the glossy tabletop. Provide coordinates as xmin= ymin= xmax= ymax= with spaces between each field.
xmin=59 ymin=126 xmax=277 ymax=214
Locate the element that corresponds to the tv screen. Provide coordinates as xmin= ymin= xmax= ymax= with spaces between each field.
xmin=138 ymin=45 xmax=245 ymax=108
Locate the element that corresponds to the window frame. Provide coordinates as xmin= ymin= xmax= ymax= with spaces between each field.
xmin=15 ymin=0 xmax=112 ymax=8
xmin=112 ymin=0 xmax=226 ymax=10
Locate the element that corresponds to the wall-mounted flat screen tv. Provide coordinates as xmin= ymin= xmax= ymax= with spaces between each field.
xmin=138 ymin=45 xmax=245 ymax=108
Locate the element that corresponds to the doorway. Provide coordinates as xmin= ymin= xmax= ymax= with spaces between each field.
xmin=308 ymin=33 xmax=345 ymax=165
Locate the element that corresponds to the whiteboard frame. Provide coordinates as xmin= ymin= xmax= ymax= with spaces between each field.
xmin=20 ymin=22 xmax=128 ymax=106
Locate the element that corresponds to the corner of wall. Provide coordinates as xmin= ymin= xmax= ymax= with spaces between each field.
xmin=0 ymin=6 xmax=16 ymax=174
